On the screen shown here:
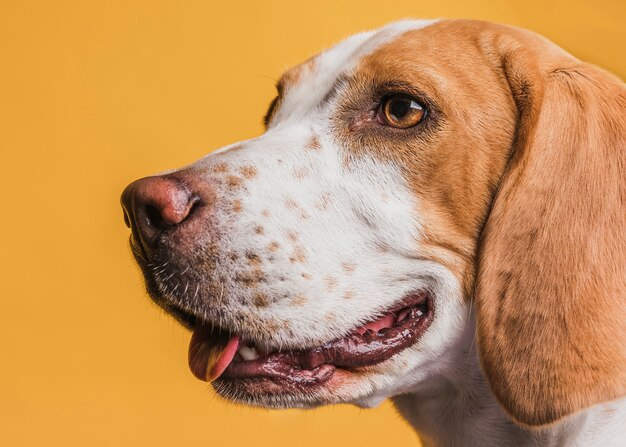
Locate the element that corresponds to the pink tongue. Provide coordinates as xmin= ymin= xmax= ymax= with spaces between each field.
xmin=356 ymin=313 xmax=396 ymax=335
xmin=188 ymin=324 xmax=240 ymax=382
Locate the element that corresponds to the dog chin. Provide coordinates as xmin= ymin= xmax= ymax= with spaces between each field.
xmin=210 ymin=355 xmax=418 ymax=411
xmin=211 ymin=372 xmax=393 ymax=410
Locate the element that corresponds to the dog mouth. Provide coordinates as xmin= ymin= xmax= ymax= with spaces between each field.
xmin=188 ymin=291 xmax=433 ymax=388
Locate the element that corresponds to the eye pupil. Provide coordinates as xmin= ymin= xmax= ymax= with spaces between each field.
xmin=380 ymin=94 xmax=425 ymax=128
xmin=390 ymin=99 xmax=410 ymax=119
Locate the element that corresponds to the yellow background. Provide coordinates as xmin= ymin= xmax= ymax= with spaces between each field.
xmin=0 ymin=1 xmax=623 ymax=446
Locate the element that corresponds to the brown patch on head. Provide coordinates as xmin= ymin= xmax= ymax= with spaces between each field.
xmin=232 ymin=199 xmax=243 ymax=212
xmin=289 ymin=246 xmax=307 ymax=264
xmin=306 ymin=135 xmax=322 ymax=150
xmin=325 ymin=312 xmax=337 ymax=322
xmin=301 ymin=272 xmax=312 ymax=280
xmin=261 ymin=209 xmax=271 ymax=217
xmin=341 ymin=262 xmax=356 ymax=274
xmin=266 ymin=241 xmax=280 ymax=252
xmin=334 ymin=20 xmax=521 ymax=286
xmin=290 ymin=293 xmax=307 ymax=306
xmin=227 ymin=175 xmax=243 ymax=189
xmin=286 ymin=230 xmax=299 ymax=242
xmin=343 ymin=291 xmax=354 ymax=300
xmin=328 ymin=24 xmax=501 ymax=301
xmin=336 ymin=19 xmax=626 ymax=427
xmin=324 ymin=276 xmax=338 ymax=292
xmin=239 ymin=165 xmax=257 ymax=179
xmin=254 ymin=225 xmax=264 ymax=235
xmin=253 ymin=292 xmax=270 ymax=308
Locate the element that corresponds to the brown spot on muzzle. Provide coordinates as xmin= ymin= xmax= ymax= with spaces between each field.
xmin=264 ymin=317 xmax=284 ymax=333
xmin=306 ymin=135 xmax=322 ymax=150
xmin=227 ymin=176 xmax=244 ymax=189
xmin=341 ymin=262 xmax=356 ymax=273
xmin=283 ymin=197 xmax=310 ymax=220
xmin=290 ymin=293 xmax=307 ymax=306
xmin=234 ymin=269 xmax=266 ymax=287
xmin=315 ymin=192 xmax=333 ymax=211
xmin=284 ymin=197 xmax=298 ymax=209
xmin=239 ymin=165 xmax=257 ymax=179
xmin=289 ymin=246 xmax=307 ymax=263
xmin=212 ymin=162 xmax=229 ymax=173
xmin=292 ymin=166 xmax=309 ymax=179
xmin=324 ymin=276 xmax=338 ymax=291
xmin=253 ymin=292 xmax=270 ymax=307
xmin=245 ymin=252 xmax=262 ymax=267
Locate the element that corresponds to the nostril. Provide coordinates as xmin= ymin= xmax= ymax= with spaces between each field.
xmin=144 ymin=203 xmax=167 ymax=229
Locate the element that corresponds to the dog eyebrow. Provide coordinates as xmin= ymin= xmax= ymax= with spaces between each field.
xmin=319 ymin=73 xmax=350 ymax=107
xmin=263 ymin=72 xmax=349 ymax=128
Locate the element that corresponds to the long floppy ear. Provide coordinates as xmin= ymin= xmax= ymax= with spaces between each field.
xmin=475 ymin=27 xmax=626 ymax=427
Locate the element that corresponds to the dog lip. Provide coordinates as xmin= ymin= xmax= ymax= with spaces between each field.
xmin=212 ymin=291 xmax=433 ymax=385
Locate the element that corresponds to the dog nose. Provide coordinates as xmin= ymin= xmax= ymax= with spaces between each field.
xmin=121 ymin=176 xmax=201 ymax=251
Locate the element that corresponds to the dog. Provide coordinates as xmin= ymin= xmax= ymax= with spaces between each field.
xmin=121 ymin=19 xmax=626 ymax=446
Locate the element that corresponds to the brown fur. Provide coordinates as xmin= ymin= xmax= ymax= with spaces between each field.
xmin=239 ymin=165 xmax=257 ymax=179
xmin=474 ymin=23 xmax=626 ymax=426
xmin=334 ymin=20 xmax=626 ymax=426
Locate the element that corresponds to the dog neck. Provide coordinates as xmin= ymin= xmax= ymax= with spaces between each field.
xmin=391 ymin=314 xmax=626 ymax=447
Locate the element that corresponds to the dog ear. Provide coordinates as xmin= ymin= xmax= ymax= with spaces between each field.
xmin=475 ymin=27 xmax=626 ymax=427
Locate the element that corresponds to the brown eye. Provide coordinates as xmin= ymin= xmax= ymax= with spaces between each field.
xmin=379 ymin=94 xmax=425 ymax=128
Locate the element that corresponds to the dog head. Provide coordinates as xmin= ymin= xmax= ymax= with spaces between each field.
xmin=121 ymin=19 xmax=626 ymax=427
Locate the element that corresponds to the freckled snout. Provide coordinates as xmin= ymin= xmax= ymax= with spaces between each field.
xmin=121 ymin=174 xmax=210 ymax=254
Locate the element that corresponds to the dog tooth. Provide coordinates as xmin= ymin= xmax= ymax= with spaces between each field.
xmin=397 ymin=308 xmax=411 ymax=322
xmin=238 ymin=345 xmax=259 ymax=361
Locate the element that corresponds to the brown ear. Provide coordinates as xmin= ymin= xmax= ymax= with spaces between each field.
xmin=475 ymin=27 xmax=626 ymax=427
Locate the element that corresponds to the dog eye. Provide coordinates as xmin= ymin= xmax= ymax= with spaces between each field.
xmin=378 ymin=94 xmax=425 ymax=128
